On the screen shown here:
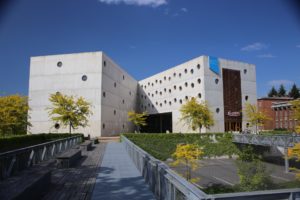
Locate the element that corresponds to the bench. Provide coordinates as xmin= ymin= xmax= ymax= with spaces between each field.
xmin=56 ymin=149 xmax=81 ymax=168
xmin=0 ymin=165 xmax=51 ymax=200
xmin=80 ymin=140 xmax=93 ymax=151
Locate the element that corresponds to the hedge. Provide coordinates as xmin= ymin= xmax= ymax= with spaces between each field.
xmin=123 ymin=133 xmax=239 ymax=161
xmin=0 ymin=133 xmax=84 ymax=153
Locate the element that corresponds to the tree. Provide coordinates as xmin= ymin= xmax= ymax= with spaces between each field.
xmin=180 ymin=97 xmax=214 ymax=133
xmin=278 ymin=84 xmax=286 ymax=97
xmin=48 ymin=92 xmax=92 ymax=133
xmin=244 ymin=103 xmax=270 ymax=134
xmin=171 ymin=143 xmax=203 ymax=182
xmin=291 ymin=99 xmax=300 ymax=133
xmin=288 ymin=143 xmax=300 ymax=180
xmin=0 ymin=94 xmax=31 ymax=136
xmin=127 ymin=111 xmax=148 ymax=133
xmin=268 ymin=86 xmax=278 ymax=97
xmin=236 ymin=145 xmax=273 ymax=191
xmin=289 ymin=84 xmax=300 ymax=99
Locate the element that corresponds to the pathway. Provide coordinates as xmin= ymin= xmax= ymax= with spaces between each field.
xmin=91 ymin=142 xmax=156 ymax=200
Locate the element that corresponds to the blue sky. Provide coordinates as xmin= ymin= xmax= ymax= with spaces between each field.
xmin=0 ymin=0 xmax=299 ymax=97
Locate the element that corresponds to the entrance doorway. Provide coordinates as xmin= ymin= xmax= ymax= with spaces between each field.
xmin=225 ymin=121 xmax=242 ymax=132
xmin=141 ymin=112 xmax=172 ymax=133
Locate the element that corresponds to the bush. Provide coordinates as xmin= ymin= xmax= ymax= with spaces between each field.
xmin=0 ymin=133 xmax=84 ymax=153
xmin=123 ymin=133 xmax=239 ymax=161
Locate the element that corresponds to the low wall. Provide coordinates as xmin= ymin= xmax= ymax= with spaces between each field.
xmin=122 ymin=135 xmax=300 ymax=200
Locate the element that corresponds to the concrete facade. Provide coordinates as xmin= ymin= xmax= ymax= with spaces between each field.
xmin=28 ymin=52 xmax=256 ymax=137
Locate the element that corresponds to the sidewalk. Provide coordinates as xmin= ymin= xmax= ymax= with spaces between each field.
xmin=91 ymin=142 xmax=156 ymax=200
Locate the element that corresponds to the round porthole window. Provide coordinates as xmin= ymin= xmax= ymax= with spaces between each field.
xmin=215 ymin=78 xmax=219 ymax=84
xmin=102 ymin=123 xmax=105 ymax=129
xmin=57 ymin=61 xmax=62 ymax=67
xmin=198 ymin=78 xmax=201 ymax=84
xmin=191 ymin=83 xmax=194 ymax=88
xmin=190 ymin=69 xmax=194 ymax=74
xmin=245 ymin=95 xmax=249 ymax=101
xmin=54 ymin=123 xmax=60 ymax=129
xmin=197 ymin=64 xmax=200 ymax=69
xmin=244 ymin=69 xmax=247 ymax=74
xmin=179 ymin=99 xmax=183 ymax=104
xmin=198 ymin=93 xmax=202 ymax=98
xmin=216 ymin=108 xmax=220 ymax=113
xmin=82 ymin=75 xmax=87 ymax=81
xmin=184 ymin=69 xmax=187 ymax=74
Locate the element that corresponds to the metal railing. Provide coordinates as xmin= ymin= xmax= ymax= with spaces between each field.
xmin=0 ymin=135 xmax=82 ymax=180
xmin=233 ymin=134 xmax=300 ymax=148
xmin=122 ymin=135 xmax=300 ymax=200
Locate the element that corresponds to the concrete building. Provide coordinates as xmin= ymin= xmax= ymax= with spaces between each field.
xmin=28 ymin=52 xmax=257 ymax=137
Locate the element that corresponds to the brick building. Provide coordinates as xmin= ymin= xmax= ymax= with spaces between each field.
xmin=257 ymin=97 xmax=298 ymax=131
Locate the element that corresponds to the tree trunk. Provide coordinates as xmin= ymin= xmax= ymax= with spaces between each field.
xmin=69 ymin=122 xmax=72 ymax=134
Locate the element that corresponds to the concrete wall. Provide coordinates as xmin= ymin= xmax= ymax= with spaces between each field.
xmin=28 ymin=52 xmax=103 ymax=137
xmin=101 ymin=53 xmax=138 ymax=136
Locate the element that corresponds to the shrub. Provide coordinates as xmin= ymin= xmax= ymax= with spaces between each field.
xmin=123 ymin=133 xmax=239 ymax=160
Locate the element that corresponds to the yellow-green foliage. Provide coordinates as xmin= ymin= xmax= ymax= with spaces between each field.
xmin=171 ymin=143 xmax=203 ymax=182
xmin=288 ymin=143 xmax=300 ymax=180
xmin=127 ymin=111 xmax=148 ymax=133
xmin=244 ymin=103 xmax=270 ymax=133
xmin=0 ymin=94 xmax=30 ymax=136
xmin=291 ymin=100 xmax=300 ymax=133
xmin=48 ymin=92 xmax=92 ymax=133
xmin=180 ymin=97 xmax=214 ymax=133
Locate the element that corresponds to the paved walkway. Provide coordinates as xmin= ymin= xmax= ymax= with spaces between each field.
xmin=91 ymin=142 xmax=156 ymax=200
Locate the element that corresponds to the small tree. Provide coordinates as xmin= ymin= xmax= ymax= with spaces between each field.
xmin=171 ymin=143 xmax=203 ymax=182
xmin=268 ymin=86 xmax=278 ymax=97
xmin=278 ymin=84 xmax=287 ymax=97
xmin=292 ymin=99 xmax=300 ymax=133
xmin=0 ymin=95 xmax=31 ymax=136
xmin=288 ymin=143 xmax=300 ymax=180
xmin=127 ymin=111 xmax=148 ymax=133
xmin=48 ymin=92 xmax=92 ymax=133
xmin=289 ymin=84 xmax=300 ymax=99
xmin=180 ymin=97 xmax=214 ymax=133
xmin=244 ymin=103 xmax=270 ymax=134
xmin=237 ymin=145 xmax=273 ymax=191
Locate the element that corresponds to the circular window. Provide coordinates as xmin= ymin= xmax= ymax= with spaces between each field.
xmin=174 ymin=85 xmax=176 ymax=90
xmin=244 ymin=69 xmax=247 ymax=74
xmin=245 ymin=95 xmax=249 ymax=101
xmin=174 ymin=98 xmax=177 ymax=102
xmin=185 ymin=82 xmax=188 ymax=87
xmin=151 ymin=83 xmax=154 ymax=86
xmin=123 ymin=124 xmax=125 ymax=129
xmin=191 ymin=83 xmax=194 ymax=88
xmin=148 ymin=92 xmax=150 ymax=96
xmin=54 ymin=123 xmax=60 ymax=129
xmin=179 ymin=73 xmax=182 ymax=78
xmin=159 ymin=80 xmax=162 ymax=84
xmin=173 ymin=73 xmax=176 ymax=77
xmin=152 ymin=94 xmax=154 ymax=97
xmin=114 ymin=82 xmax=117 ymax=87
xmin=179 ymin=99 xmax=183 ymax=104
xmin=102 ymin=123 xmax=105 ymax=129
xmin=145 ymin=86 xmax=147 ymax=89
xmin=184 ymin=69 xmax=187 ymax=74
xmin=164 ymin=88 xmax=167 ymax=92
xmin=216 ymin=108 xmax=220 ymax=113
xmin=198 ymin=78 xmax=201 ymax=84
xmin=123 ymin=75 xmax=125 ymax=80
xmin=169 ymin=101 xmax=172 ymax=105
xmin=155 ymin=91 xmax=158 ymax=94
xmin=103 ymin=92 xmax=106 ymax=97
xmin=164 ymin=100 xmax=167 ymax=104
xmin=197 ymin=64 xmax=200 ymax=69
xmin=114 ymin=110 xmax=116 ymax=115
xmin=190 ymin=69 xmax=194 ymax=74
xmin=168 ymin=77 xmax=171 ymax=81
xmin=160 ymin=103 xmax=162 ymax=107
xmin=164 ymin=76 xmax=166 ymax=80
xmin=215 ymin=78 xmax=219 ymax=84
xmin=198 ymin=93 xmax=202 ymax=98
xmin=156 ymin=102 xmax=158 ymax=105
xmin=185 ymin=96 xmax=188 ymax=100
xmin=179 ymin=86 xmax=182 ymax=91
xmin=129 ymin=91 xmax=132 ymax=96
xmin=148 ymin=82 xmax=150 ymax=86
xmin=160 ymin=92 xmax=162 ymax=95
xmin=57 ymin=61 xmax=62 ymax=67
xmin=103 ymin=61 xmax=106 ymax=66
xmin=169 ymin=89 xmax=171 ymax=93
xmin=122 ymin=99 xmax=125 ymax=104
xmin=82 ymin=75 xmax=87 ymax=81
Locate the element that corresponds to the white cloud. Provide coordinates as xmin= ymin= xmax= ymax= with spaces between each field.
xmin=257 ymin=53 xmax=275 ymax=58
xmin=181 ymin=7 xmax=188 ymax=12
xmin=268 ymin=80 xmax=293 ymax=87
xmin=98 ymin=0 xmax=167 ymax=7
xmin=241 ymin=42 xmax=268 ymax=51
